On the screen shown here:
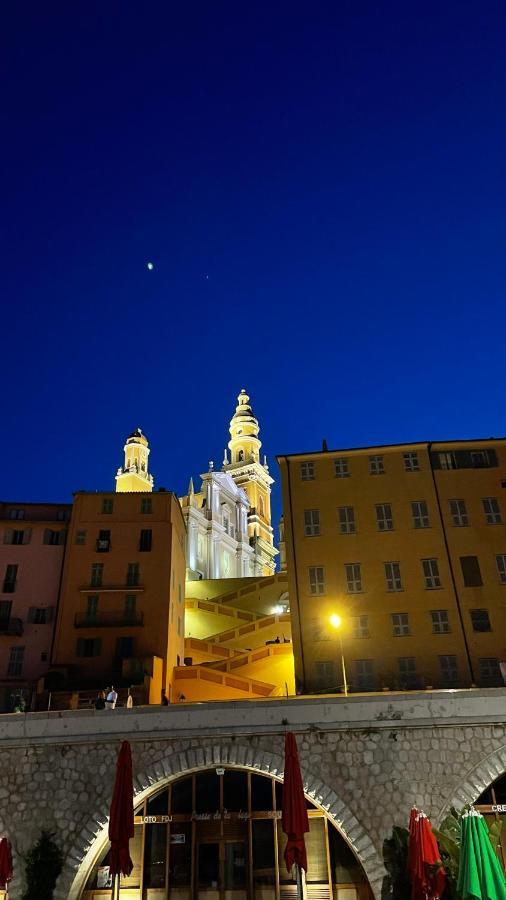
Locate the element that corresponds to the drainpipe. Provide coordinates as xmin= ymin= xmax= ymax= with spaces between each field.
xmin=285 ymin=457 xmax=307 ymax=693
xmin=428 ymin=443 xmax=475 ymax=685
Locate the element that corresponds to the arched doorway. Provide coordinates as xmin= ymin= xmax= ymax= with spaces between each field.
xmin=474 ymin=773 xmax=506 ymax=870
xmin=81 ymin=768 xmax=372 ymax=899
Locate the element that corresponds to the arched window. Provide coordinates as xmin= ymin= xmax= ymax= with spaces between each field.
xmin=237 ymin=449 xmax=244 ymax=462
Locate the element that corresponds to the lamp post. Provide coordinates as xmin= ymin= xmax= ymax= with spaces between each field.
xmin=329 ymin=614 xmax=348 ymax=697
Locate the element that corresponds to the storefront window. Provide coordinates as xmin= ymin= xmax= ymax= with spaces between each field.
xmin=83 ymin=768 xmax=372 ymax=898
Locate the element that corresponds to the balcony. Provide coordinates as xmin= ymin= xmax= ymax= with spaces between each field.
xmin=79 ymin=583 xmax=144 ymax=593
xmin=74 ymin=611 xmax=144 ymax=628
xmin=0 ymin=618 xmax=24 ymax=636
xmin=96 ymin=540 xmax=110 ymax=552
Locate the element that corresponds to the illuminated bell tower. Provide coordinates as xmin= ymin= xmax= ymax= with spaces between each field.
xmin=222 ymin=389 xmax=278 ymax=575
xmin=115 ymin=428 xmax=154 ymax=493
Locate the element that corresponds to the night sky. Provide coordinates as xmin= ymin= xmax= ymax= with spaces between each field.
xmin=3 ymin=2 xmax=506 ymax=533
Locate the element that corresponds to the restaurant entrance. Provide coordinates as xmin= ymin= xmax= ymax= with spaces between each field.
xmin=82 ymin=768 xmax=373 ymax=899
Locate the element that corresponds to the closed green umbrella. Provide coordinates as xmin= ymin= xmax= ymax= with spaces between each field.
xmin=457 ymin=809 xmax=506 ymax=900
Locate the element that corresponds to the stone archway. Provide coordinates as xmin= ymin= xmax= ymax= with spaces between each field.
xmin=443 ymin=743 xmax=506 ymax=817
xmin=60 ymin=740 xmax=385 ymax=900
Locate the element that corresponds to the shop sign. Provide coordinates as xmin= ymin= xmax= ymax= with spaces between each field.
xmin=97 ymin=866 xmax=112 ymax=888
xmin=492 ymin=804 xmax=506 ymax=813
xmin=136 ymin=815 xmax=173 ymax=824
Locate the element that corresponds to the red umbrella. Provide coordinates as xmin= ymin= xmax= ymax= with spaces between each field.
xmin=0 ymin=837 xmax=13 ymax=891
xmin=108 ymin=741 xmax=134 ymax=894
xmin=408 ymin=809 xmax=446 ymax=900
xmin=282 ymin=732 xmax=310 ymax=875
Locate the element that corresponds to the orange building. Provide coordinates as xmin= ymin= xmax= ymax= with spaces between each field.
xmin=51 ymin=489 xmax=186 ymax=703
xmin=0 ymin=500 xmax=71 ymax=711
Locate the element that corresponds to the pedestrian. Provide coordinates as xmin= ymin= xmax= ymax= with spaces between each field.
xmin=161 ymin=689 xmax=169 ymax=706
xmin=106 ymin=685 xmax=118 ymax=709
xmin=95 ymin=690 xmax=106 ymax=710
xmin=126 ymin=690 xmax=133 ymax=709
xmin=178 ymin=693 xmax=186 ymax=702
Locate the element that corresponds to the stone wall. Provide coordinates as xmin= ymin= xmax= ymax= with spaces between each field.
xmin=0 ymin=689 xmax=505 ymax=899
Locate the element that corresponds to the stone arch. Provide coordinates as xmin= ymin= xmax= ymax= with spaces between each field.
xmin=442 ymin=742 xmax=506 ymax=819
xmin=61 ymin=740 xmax=385 ymax=900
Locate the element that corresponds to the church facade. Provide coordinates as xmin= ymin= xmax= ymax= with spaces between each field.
xmin=180 ymin=390 xmax=278 ymax=580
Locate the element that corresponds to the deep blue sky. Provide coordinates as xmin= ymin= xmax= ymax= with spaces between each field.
xmin=3 ymin=2 xmax=506 ymax=532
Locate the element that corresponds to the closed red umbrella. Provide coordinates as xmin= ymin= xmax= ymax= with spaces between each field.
xmin=0 ymin=837 xmax=13 ymax=893
xmin=108 ymin=741 xmax=134 ymax=895
xmin=407 ymin=809 xmax=446 ymax=900
xmin=282 ymin=732 xmax=310 ymax=878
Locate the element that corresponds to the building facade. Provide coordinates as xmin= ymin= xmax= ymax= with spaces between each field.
xmin=277 ymin=438 xmax=506 ymax=694
xmin=181 ymin=390 xmax=278 ymax=581
xmin=51 ymin=489 xmax=185 ymax=702
xmin=0 ymin=501 xmax=71 ymax=711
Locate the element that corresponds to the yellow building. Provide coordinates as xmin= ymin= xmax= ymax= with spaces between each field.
xmin=277 ymin=438 xmax=506 ymax=694
xmin=115 ymin=427 xmax=154 ymax=492
xmin=175 ymin=573 xmax=295 ymax=701
xmin=51 ymin=487 xmax=186 ymax=703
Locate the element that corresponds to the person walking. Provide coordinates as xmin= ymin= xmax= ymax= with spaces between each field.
xmin=95 ymin=690 xmax=106 ymax=710
xmin=106 ymin=686 xmax=118 ymax=709
xmin=161 ymin=689 xmax=169 ymax=706
xmin=126 ymin=690 xmax=133 ymax=709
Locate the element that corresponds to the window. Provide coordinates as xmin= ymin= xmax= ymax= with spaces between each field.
xmin=479 ymin=658 xmax=501 ymax=685
xmin=300 ymin=461 xmax=315 ymax=481
xmin=139 ymin=529 xmax=153 ymax=552
xmin=311 ymin=617 xmax=326 ymax=641
xmin=0 ymin=601 xmax=12 ymax=622
xmin=471 ymin=450 xmax=488 ymax=468
xmin=28 ymin=607 xmax=51 ymax=624
xmin=482 ymin=497 xmax=502 ymax=524
xmin=124 ymin=594 xmax=136 ymax=620
xmin=127 ymin=562 xmax=140 ymax=586
xmin=345 ymin=563 xmax=362 ymax=593
xmin=439 ymin=655 xmax=458 ymax=685
xmin=470 ymin=609 xmax=491 ymax=632
xmin=438 ymin=451 xmax=456 ymax=470
xmin=116 ymin=636 xmax=134 ymax=658
xmin=369 ymin=455 xmax=384 ymax=475
xmin=40 ymin=652 xmax=48 ymax=662
xmin=87 ymin=595 xmax=98 ymax=620
xmin=398 ymin=657 xmax=418 ymax=688
xmin=304 ymin=510 xmax=320 ymax=537
xmin=315 ymin=660 xmax=335 ymax=689
xmin=75 ymin=530 xmax=86 ymax=545
xmin=8 ymin=508 xmax=25 ymax=520
xmin=496 ymin=554 xmax=506 ymax=584
xmin=375 ymin=503 xmax=393 ymax=531
xmin=334 ymin=458 xmax=349 ymax=478
xmin=101 ymin=498 xmax=113 ymax=514
xmin=338 ymin=506 xmax=356 ymax=534
xmin=3 ymin=565 xmax=18 ymax=593
xmin=411 ymin=501 xmax=430 ymax=528
xmin=403 ymin=452 xmax=420 ymax=472
xmin=422 ymin=558 xmax=441 ymax=589
xmin=7 ymin=646 xmax=24 ymax=677
xmin=141 ymin=497 xmax=152 ymax=514
xmin=431 ymin=610 xmax=450 ymax=634
xmin=3 ymin=529 xmax=30 ymax=545
xmin=355 ymin=659 xmax=375 ymax=691
xmin=385 ymin=561 xmax=402 ymax=591
xmin=308 ymin=567 xmax=325 ymax=595
xmin=90 ymin=563 xmax=103 ymax=587
xmin=353 ymin=615 xmax=369 ymax=638
xmin=450 ymin=499 xmax=468 ymax=526
xmin=56 ymin=509 xmax=69 ymax=521
xmin=76 ymin=638 xmax=101 ymax=658
xmin=96 ymin=529 xmax=110 ymax=552
xmin=391 ymin=613 xmax=410 ymax=636
xmin=43 ymin=529 xmax=65 ymax=546
xmin=460 ymin=556 xmax=483 ymax=587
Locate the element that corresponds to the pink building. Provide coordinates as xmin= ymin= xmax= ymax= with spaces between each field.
xmin=0 ymin=501 xmax=71 ymax=711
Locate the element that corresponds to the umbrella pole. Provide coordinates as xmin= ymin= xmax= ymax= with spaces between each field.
xmin=295 ymin=864 xmax=303 ymax=900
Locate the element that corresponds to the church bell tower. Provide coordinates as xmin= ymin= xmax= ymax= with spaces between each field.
xmin=115 ymin=427 xmax=154 ymax=493
xmin=222 ymin=390 xmax=278 ymax=575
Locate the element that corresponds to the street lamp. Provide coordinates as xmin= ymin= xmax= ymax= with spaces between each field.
xmin=329 ymin=614 xmax=348 ymax=697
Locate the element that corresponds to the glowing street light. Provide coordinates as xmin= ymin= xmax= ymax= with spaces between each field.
xmin=329 ymin=613 xmax=348 ymax=697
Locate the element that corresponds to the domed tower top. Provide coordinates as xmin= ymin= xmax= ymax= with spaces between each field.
xmin=227 ymin=389 xmax=261 ymax=464
xmin=115 ymin=427 xmax=154 ymax=492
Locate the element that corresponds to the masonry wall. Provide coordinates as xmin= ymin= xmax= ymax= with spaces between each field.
xmin=0 ymin=690 xmax=505 ymax=899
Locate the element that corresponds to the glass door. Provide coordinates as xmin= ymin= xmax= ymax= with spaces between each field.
xmin=198 ymin=842 xmax=220 ymax=900
xmin=223 ymin=840 xmax=247 ymax=900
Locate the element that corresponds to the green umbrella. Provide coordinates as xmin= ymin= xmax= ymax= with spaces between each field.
xmin=457 ymin=809 xmax=506 ymax=900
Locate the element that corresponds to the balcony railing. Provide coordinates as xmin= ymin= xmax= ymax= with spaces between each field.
xmin=79 ymin=583 xmax=144 ymax=593
xmin=96 ymin=540 xmax=110 ymax=552
xmin=74 ymin=611 xmax=144 ymax=628
xmin=0 ymin=617 xmax=24 ymax=636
